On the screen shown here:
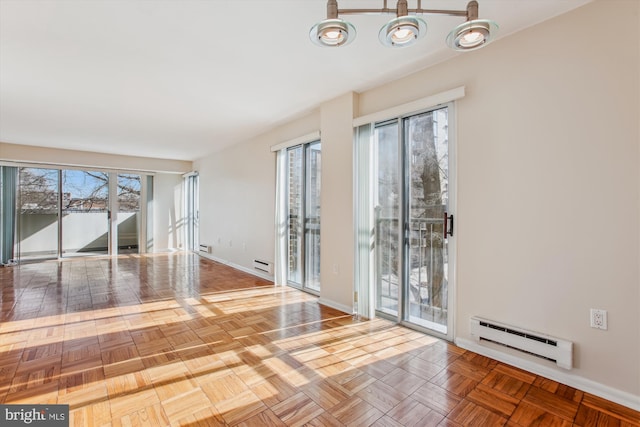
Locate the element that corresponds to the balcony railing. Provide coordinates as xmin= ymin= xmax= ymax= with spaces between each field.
xmin=375 ymin=214 xmax=448 ymax=326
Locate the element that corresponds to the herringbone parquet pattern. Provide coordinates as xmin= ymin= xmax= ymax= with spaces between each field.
xmin=0 ymin=253 xmax=638 ymax=426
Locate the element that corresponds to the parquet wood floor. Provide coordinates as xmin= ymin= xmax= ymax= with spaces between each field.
xmin=1 ymin=253 xmax=638 ymax=426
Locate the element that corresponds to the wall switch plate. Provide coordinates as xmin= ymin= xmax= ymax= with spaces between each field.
xmin=590 ymin=309 xmax=607 ymax=330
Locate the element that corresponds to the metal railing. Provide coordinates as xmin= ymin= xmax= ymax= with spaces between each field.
xmin=375 ymin=214 xmax=448 ymax=325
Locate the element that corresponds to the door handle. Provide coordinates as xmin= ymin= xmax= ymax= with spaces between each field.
xmin=404 ymin=222 xmax=410 ymax=246
xmin=444 ymin=212 xmax=453 ymax=238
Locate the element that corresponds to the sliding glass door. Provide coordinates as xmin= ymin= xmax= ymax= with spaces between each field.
xmin=17 ymin=168 xmax=60 ymax=261
xmin=287 ymin=141 xmax=322 ymax=294
xmin=372 ymin=106 xmax=453 ymax=338
xmin=184 ymin=173 xmax=199 ymax=252
xmin=117 ymin=174 xmax=141 ymax=254
xmin=375 ymin=121 xmax=401 ymax=317
xmin=1 ymin=166 xmax=18 ymax=265
xmin=61 ymin=170 xmax=109 ymax=256
xmin=403 ymin=109 xmax=450 ymax=333
xmin=14 ymin=167 xmax=144 ymax=261
xmin=287 ymin=147 xmax=304 ymax=285
xmin=304 ymin=142 xmax=322 ymax=292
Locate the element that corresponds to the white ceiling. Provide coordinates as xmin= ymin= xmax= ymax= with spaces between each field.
xmin=0 ymin=0 xmax=591 ymax=161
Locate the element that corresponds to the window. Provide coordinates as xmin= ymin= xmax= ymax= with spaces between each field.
xmin=355 ymin=104 xmax=455 ymax=340
xmin=184 ymin=173 xmax=199 ymax=252
xmin=286 ymin=141 xmax=321 ymax=293
xmin=6 ymin=166 xmax=147 ymax=261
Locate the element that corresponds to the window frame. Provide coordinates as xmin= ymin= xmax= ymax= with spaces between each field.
xmin=285 ymin=140 xmax=322 ymax=295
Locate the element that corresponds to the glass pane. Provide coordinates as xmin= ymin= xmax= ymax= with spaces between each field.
xmin=61 ymin=170 xmax=109 ymax=256
xmin=1 ymin=167 xmax=18 ymax=265
xmin=145 ymin=176 xmax=154 ymax=253
xmin=117 ymin=174 xmax=141 ymax=254
xmin=304 ymin=142 xmax=321 ymax=292
xmin=287 ymin=147 xmax=303 ymax=285
xmin=375 ymin=122 xmax=400 ymax=317
xmin=405 ymin=108 xmax=449 ymax=333
xmin=185 ymin=175 xmax=199 ymax=252
xmin=17 ymin=167 xmax=59 ymax=260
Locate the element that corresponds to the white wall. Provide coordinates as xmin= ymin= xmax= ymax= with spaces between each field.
xmin=152 ymin=173 xmax=184 ymax=252
xmin=458 ymin=1 xmax=639 ymax=399
xmin=637 ymin=0 xmax=640 ymax=408
xmin=194 ymin=0 xmax=639 ymax=406
xmin=194 ymin=112 xmax=320 ymax=274
xmin=0 ymin=142 xmax=191 ymax=174
xmin=361 ymin=0 xmax=639 ymax=404
xmin=318 ymin=93 xmax=358 ymax=313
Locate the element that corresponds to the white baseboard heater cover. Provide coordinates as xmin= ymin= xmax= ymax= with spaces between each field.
xmin=470 ymin=316 xmax=573 ymax=370
xmin=253 ymin=259 xmax=273 ymax=274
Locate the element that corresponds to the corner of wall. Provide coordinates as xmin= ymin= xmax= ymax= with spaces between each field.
xmin=318 ymin=92 xmax=358 ymax=313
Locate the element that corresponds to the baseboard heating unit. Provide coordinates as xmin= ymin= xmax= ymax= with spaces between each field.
xmin=470 ymin=316 xmax=573 ymax=370
xmin=253 ymin=259 xmax=273 ymax=274
xmin=199 ymin=244 xmax=212 ymax=254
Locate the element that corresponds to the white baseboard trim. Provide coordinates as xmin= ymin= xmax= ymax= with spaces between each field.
xmin=197 ymin=253 xmax=274 ymax=283
xmin=455 ymin=337 xmax=640 ymax=411
xmin=318 ymin=298 xmax=354 ymax=315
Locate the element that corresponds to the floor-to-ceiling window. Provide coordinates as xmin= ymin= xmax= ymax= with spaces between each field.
xmin=286 ymin=141 xmax=321 ymax=294
xmin=17 ymin=167 xmax=60 ymax=261
xmin=374 ymin=120 xmax=401 ymax=317
xmin=402 ymin=109 xmax=451 ymax=332
xmin=184 ymin=173 xmax=199 ymax=252
xmin=9 ymin=166 xmax=145 ymax=261
xmin=117 ymin=173 xmax=141 ymax=254
xmin=0 ymin=166 xmax=18 ymax=265
xmin=356 ymin=104 xmax=454 ymax=340
xmin=61 ymin=170 xmax=109 ymax=256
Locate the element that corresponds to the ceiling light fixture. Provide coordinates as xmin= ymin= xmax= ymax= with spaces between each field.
xmin=379 ymin=0 xmax=426 ymax=48
xmin=446 ymin=0 xmax=498 ymax=51
xmin=310 ymin=0 xmax=356 ymax=47
xmin=310 ymin=0 xmax=498 ymax=50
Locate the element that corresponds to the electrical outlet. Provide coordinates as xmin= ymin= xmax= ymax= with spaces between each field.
xmin=590 ymin=309 xmax=608 ymax=330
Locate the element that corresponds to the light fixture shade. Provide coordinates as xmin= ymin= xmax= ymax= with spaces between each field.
xmin=310 ymin=18 xmax=356 ymax=47
xmin=379 ymin=16 xmax=426 ymax=48
xmin=446 ymin=18 xmax=498 ymax=51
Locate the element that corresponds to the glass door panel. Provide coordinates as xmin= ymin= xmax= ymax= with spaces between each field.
xmin=371 ymin=107 xmax=452 ymax=338
xmin=404 ymin=108 xmax=449 ymax=334
xmin=61 ymin=170 xmax=109 ymax=256
xmin=287 ymin=147 xmax=303 ymax=286
xmin=304 ymin=142 xmax=321 ymax=292
xmin=12 ymin=167 xmax=148 ymax=261
xmin=117 ymin=174 xmax=141 ymax=254
xmin=17 ymin=167 xmax=59 ymax=261
xmin=185 ymin=174 xmax=199 ymax=252
xmin=374 ymin=122 xmax=400 ymax=317
xmin=286 ymin=142 xmax=321 ymax=294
